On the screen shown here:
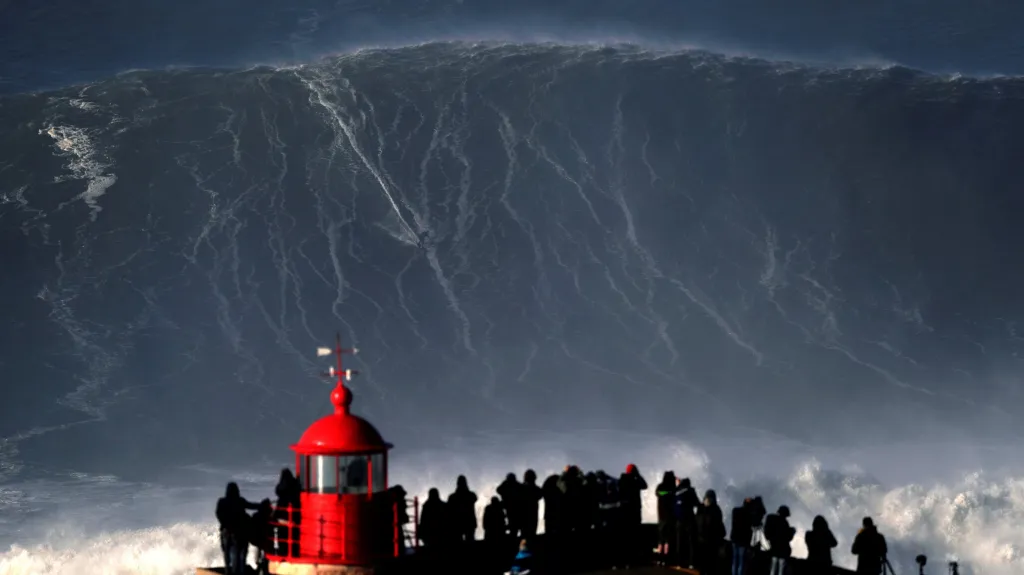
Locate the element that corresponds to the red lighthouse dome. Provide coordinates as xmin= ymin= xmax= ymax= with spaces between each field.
xmin=293 ymin=380 xmax=390 ymax=455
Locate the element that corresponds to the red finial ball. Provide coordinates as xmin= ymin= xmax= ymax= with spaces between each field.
xmin=331 ymin=384 xmax=352 ymax=414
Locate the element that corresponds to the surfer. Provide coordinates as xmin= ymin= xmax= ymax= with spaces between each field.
xmin=416 ymin=229 xmax=432 ymax=250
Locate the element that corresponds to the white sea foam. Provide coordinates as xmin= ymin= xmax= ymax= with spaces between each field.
xmin=40 ymin=123 xmax=117 ymax=221
xmin=1 ymin=434 xmax=1021 ymax=574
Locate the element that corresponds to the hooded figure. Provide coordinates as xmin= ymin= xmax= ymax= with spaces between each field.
xmin=448 ymin=475 xmax=479 ymax=541
xmin=696 ymin=489 xmax=726 ymax=575
xmin=542 ymin=474 xmax=564 ymax=535
xmin=274 ymin=468 xmax=301 ymax=557
xmin=215 ymin=482 xmax=260 ymax=575
xmin=418 ymin=488 xmax=448 ymax=548
xmin=497 ymin=472 xmax=523 ymax=538
xmin=483 ymin=496 xmax=508 ymax=542
xmin=249 ymin=499 xmax=275 ymax=573
xmin=805 ymin=515 xmax=838 ymax=570
xmin=763 ymin=505 xmax=795 ymax=575
xmin=655 ymin=471 xmax=678 ymax=563
xmin=520 ymin=469 xmax=543 ymax=538
xmin=675 ymin=477 xmax=701 ymax=567
xmin=730 ymin=499 xmax=754 ymax=575
xmin=852 ymin=517 xmax=888 ymax=574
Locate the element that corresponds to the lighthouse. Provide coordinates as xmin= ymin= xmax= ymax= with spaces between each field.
xmin=267 ymin=335 xmax=398 ymax=575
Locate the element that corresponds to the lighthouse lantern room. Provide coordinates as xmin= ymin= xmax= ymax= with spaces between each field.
xmin=268 ymin=335 xmax=397 ymax=575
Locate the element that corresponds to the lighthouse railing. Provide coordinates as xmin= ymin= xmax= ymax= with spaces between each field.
xmin=411 ymin=495 xmax=420 ymax=550
xmin=263 ymin=497 xmax=419 ymax=564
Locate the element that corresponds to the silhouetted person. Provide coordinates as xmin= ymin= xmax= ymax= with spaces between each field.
xmin=520 ymin=469 xmax=543 ymax=538
xmin=618 ymin=464 xmax=648 ymax=567
xmin=675 ymin=477 xmax=701 ymax=568
xmin=558 ymin=465 xmax=587 ymax=532
xmin=497 ymin=472 xmax=523 ymax=538
xmin=274 ymin=468 xmax=301 ymax=557
xmin=696 ymin=489 xmax=726 ymax=575
xmin=763 ymin=506 xmax=795 ymax=575
xmin=730 ymin=499 xmax=754 ymax=575
xmin=419 ymin=488 xmax=447 ymax=548
xmin=448 ymin=475 xmax=479 ymax=542
xmin=542 ymin=473 xmax=564 ymax=535
xmin=249 ymin=499 xmax=274 ymax=574
xmin=484 ymin=496 xmax=508 ymax=543
xmin=746 ymin=496 xmax=768 ymax=574
xmin=618 ymin=464 xmax=648 ymax=527
xmin=748 ymin=496 xmax=767 ymax=531
xmin=852 ymin=517 xmax=888 ymax=575
xmin=510 ymin=539 xmax=534 ymax=575
xmin=805 ymin=515 xmax=838 ymax=572
xmin=216 ymin=482 xmax=260 ymax=575
xmin=656 ymin=471 xmax=678 ymax=564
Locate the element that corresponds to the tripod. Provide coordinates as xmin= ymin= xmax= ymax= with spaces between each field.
xmin=881 ymin=557 xmax=897 ymax=575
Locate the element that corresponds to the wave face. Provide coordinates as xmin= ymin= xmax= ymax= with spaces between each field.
xmin=1 ymin=42 xmax=1024 ymax=573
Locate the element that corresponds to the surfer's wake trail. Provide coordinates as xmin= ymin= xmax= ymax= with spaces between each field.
xmin=1 ymin=41 xmax=1023 ymax=574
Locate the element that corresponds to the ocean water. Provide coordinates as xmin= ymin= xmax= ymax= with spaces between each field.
xmin=1 ymin=41 xmax=1023 ymax=574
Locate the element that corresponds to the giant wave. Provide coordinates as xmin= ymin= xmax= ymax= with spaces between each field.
xmin=1 ymin=41 xmax=1024 ymax=574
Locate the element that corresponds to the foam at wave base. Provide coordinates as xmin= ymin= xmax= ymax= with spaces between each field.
xmin=3 ymin=441 xmax=1024 ymax=575
xmin=0 ymin=523 xmax=223 ymax=575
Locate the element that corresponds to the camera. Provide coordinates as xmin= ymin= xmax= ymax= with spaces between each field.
xmin=916 ymin=555 xmax=927 ymax=566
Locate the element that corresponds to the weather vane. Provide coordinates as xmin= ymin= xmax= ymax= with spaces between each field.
xmin=316 ymin=333 xmax=360 ymax=416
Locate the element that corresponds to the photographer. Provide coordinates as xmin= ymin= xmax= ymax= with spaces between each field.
xmin=851 ymin=517 xmax=888 ymax=574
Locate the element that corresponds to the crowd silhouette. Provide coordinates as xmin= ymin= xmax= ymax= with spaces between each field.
xmin=215 ymin=463 xmax=894 ymax=575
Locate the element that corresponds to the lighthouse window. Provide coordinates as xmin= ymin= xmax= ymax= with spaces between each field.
xmin=303 ymin=455 xmax=339 ymax=494
xmin=338 ymin=455 xmax=368 ymax=494
xmin=369 ymin=452 xmax=387 ymax=493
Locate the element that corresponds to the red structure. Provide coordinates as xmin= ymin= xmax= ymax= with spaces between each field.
xmin=266 ymin=335 xmax=403 ymax=575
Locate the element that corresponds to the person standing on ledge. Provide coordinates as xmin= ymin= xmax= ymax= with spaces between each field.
xmin=852 ymin=517 xmax=888 ymax=574
xmin=449 ymin=475 xmax=479 ymax=542
xmin=805 ymin=515 xmax=838 ymax=573
xmin=618 ymin=464 xmax=648 ymax=567
xmin=216 ymin=482 xmax=260 ymax=575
